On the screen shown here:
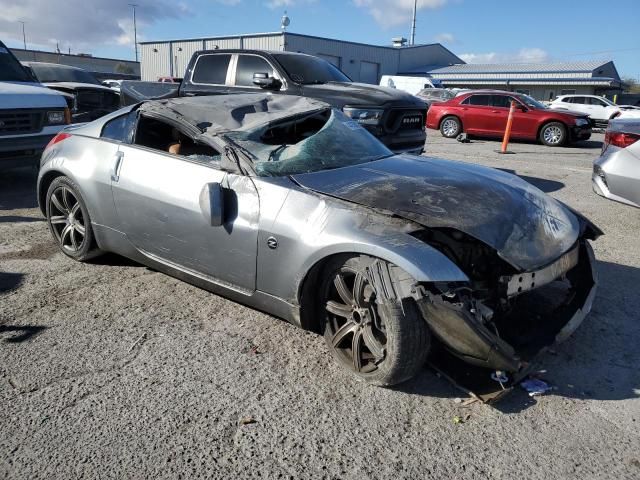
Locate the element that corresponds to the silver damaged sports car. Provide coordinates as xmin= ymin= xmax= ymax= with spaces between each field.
xmin=38 ymin=94 xmax=602 ymax=391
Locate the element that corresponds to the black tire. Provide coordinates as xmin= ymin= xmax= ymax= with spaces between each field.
xmin=440 ymin=116 xmax=462 ymax=138
xmin=320 ymin=255 xmax=430 ymax=386
xmin=45 ymin=176 xmax=101 ymax=261
xmin=539 ymin=122 xmax=567 ymax=146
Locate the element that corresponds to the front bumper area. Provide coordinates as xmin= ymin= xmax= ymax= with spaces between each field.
xmin=570 ymin=124 xmax=592 ymax=142
xmin=416 ymin=240 xmax=597 ymax=398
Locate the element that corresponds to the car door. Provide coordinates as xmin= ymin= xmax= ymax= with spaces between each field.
xmin=567 ymin=96 xmax=590 ymax=116
xmin=185 ymin=53 xmax=234 ymax=97
xmin=229 ymin=53 xmax=286 ymax=94
xmin=588 ymin=97 xmax=610 ymax=121
xmin=110 ymin=115 xmax=260 ymax=291
xmin=458 ymin=94 xmax=493 ymax=134
xmin=486 ymin=95 xmax=537 ymax=138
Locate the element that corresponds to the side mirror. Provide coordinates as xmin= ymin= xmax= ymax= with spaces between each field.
xmin=516 ymin=103 xmax=528 ymax=112
xmin=253 ymin=72 xmax=281 ymax=90
xmin=199 ymin=182 xmax=224 ymax=227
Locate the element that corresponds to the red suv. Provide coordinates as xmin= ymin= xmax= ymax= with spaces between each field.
xmin=426 ymin=90 xmax=592 ymax=146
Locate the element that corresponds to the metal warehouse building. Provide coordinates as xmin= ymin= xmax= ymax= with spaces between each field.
xmin=405 ymin=61 xmax=623 ymax=101
xmin=139 ymin=32 xmax=462 ymax=83
xmin=139 ymin=31 xmax=622 ymax=101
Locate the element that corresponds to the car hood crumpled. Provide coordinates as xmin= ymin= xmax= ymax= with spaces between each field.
xmin=292 ymin=155 xmax=580 ymax=272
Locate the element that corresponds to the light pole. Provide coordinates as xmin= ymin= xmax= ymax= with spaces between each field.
xmin=129 ymin=3 xmax=138 ymax=62
xmin=410 ymin=0 xmax=417 ymax=46
xmin=19 ymin=21 xmax=27 ymax=50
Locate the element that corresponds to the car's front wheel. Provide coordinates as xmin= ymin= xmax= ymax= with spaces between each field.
xmin=320 ymin=255 xmax=430 ymax=386
xmin=46 ymin=176 xmax=101 ymax=261
xmin=440 ymin=116 xmax=461 ymax=138
xmin=539 ymin=122 xmax=567 ymax=146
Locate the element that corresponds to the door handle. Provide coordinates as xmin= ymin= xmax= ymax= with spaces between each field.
xmin=111 ymin=151 xmax=124 ymax=182
xmin=491 ymin=110 xmax=500 ymax=113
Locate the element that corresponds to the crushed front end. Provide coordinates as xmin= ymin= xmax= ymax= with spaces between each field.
xmin=410 ymin=228 xmax=599 ymax=402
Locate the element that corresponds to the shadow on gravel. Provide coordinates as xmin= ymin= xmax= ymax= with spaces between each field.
xmin=89 ymin=252 xmax=142 ymax=267
xmin=0 ymin=272 xmax=25 ymax=293
xmin=569 ymin=140 xmax=603 ymax=149
xmin=0 ymin=325 xmax=47 ymax=343
xmin=0 ymin=167 xmax=38 ymax=211
xmin=0 ymin=215 xmax=43 ymax=224
xmin=498 ymin=168 xmax=565 ymax=193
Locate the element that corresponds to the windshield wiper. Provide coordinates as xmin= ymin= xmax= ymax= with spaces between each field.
xmin=303 ymin=80 xmax=327 ymax=85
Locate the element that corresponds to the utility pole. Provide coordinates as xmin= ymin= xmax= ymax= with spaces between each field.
xmin=19 ymin=21 xmax=27 ymax=50
xmin=129 ymin=3 xmax=138 ymax=62
xmin=410 ymin=0 xmax=417 ymax=45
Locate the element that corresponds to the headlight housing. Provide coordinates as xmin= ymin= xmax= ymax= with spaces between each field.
xmin=575 ymin=118 xmax=589 ymax=127
xmin=343 ymin=107 xmax=384 ymax=126
xmin=47 ymin=109 xmax=70 ymax=125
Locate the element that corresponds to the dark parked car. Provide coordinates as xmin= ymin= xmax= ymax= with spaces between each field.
xmin=415 ymin=88 xmax=456 ymax=109
xmin=22 ymin=62 xmax=120 ymax=122
xmin=37 ymin=94 xmax=600 ymax=399
xmin=121 ymin=50 xmax=427 ymax=154
xmin=426 ymin=90 xmax=592 ymax=146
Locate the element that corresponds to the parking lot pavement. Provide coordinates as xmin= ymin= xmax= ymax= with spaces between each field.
xmin=1 ymin=133 xmax=639 ymax=479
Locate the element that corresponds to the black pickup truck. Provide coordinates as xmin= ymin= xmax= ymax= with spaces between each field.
xmin=121 ymin=50 xmax=427 ymax=154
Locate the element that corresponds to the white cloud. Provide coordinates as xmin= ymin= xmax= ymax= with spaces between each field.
xmin=0 ymin=0 xmax=185 ymax=53
xmin=434 ymin=32 xmax=455 ymax=43
xmin=354 ymin=0 xmax=448 ymax=28
xmin=459 ymin=48 xmax=550 ymax=64
xmin=266 ymin=0 xmax=316 ymax=8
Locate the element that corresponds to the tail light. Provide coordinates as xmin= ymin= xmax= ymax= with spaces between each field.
xmin=45 ymin=132 xmax=72 ymax=150
xmin=604 ymin=131 xmax=640 ymax=149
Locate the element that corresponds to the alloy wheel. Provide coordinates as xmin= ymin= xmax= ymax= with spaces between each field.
xmin=543 ymin=125 xmax=563 ymax=145
xmin=442 ymin=118 xmax=459 ymax=137
xmin=324 ymin=267 xmax=387 ymax=374
xmin=48 ymin=186 xmax=86 ymax=253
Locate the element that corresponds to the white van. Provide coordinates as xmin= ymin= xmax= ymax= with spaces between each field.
xmin=379 ymin=75 xmax=435 ymax=96
xmin=1 ymin=41 xmax=69 ymax=170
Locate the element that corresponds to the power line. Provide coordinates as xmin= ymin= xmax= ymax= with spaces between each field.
xmin=561 ymin=47 xmax=640 ymax=57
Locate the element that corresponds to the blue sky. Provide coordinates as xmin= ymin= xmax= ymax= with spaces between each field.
xmin=1 ymin=0 xmax=638 ymax=79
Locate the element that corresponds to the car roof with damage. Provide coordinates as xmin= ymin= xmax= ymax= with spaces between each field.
xmin=139 ymin=94 xmax=330 ymax=136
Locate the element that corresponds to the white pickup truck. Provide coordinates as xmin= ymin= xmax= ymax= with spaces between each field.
xmin=1 ymin=41 xmax=70 ymax=169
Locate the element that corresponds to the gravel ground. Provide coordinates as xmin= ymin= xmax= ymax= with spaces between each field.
xmin=1 ymin=132 xmax=639 ymax=479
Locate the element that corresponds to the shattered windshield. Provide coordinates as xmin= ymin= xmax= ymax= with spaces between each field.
xmin=226 ymin=109 xmax=393 ymax=177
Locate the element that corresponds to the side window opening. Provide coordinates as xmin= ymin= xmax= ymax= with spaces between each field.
xmin=134 ymin=116 xmax=222 ymax=167
xmin=101 ymin=111 xmax=137 ymax=142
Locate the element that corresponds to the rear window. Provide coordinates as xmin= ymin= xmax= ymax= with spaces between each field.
xmin=192 ymin=54 xmax=232 ymax=85
xmin=462 ymin=94 xmax=491 ymax=106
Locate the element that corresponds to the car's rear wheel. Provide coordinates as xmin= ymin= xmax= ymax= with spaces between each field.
xmin=46 ymin=176 xmax=101 ymax=261
xmin=539 ymin=122 xmax=567 ymax=146
xmin=320 ymin=255 xmax=430 ymax=386
xmin=440 ymin=116 xmax=461 ymax=138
